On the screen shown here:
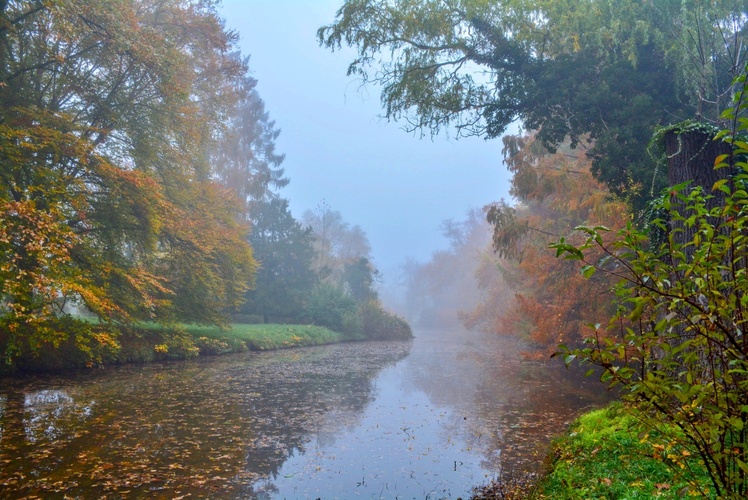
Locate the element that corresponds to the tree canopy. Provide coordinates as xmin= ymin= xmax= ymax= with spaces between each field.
xmin=320 ymin=0 xmax=747 ymax=210
xmin=0 ymin=0 xmax=259 ymax=364
xmin=240 ymin=198 xmax=317 ymax=323
xmin=302 ymin=200 xmax=372 ymax=282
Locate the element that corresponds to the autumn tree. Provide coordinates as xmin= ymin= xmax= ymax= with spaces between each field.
xmin=320 ymin=0 xmax=747 ymax=211
xmin=0 ymin=0 xmax=257 ymax=365
xmin=460 ymin=134 xmax=628 ymax=352
xmin=302 ymin=200 xmax=372 ymax=282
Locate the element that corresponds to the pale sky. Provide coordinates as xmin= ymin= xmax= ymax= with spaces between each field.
xmin=219 ymin=0 xmax=511 ymax=279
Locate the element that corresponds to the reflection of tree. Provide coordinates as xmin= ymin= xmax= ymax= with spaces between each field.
xmin=0 ymin=342 xmax=410 ymax=498
xmin=406 ymin=329 xmax=611 ymax=475
xmin=469 ymin=340 xmax=614 ymax=474
xmin=235 ymin=343 xmax=410 ymax=494
xmin=23 ymin=390 xmax=94 ymax=442
xmin=0 ymin=387 xmax=97 ymax=487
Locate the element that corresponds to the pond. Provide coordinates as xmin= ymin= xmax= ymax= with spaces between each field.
xmin=0 ymin=328 xmax=611 ymax=498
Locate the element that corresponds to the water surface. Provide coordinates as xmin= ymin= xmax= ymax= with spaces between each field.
xmin=0 ymin=328 xmax=610 ymax=498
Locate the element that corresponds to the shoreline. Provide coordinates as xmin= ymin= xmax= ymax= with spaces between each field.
xmin=471 ymin=402 xmax=713 ymax=499
xmin=1 ymin=323 xmax=367 ymax=376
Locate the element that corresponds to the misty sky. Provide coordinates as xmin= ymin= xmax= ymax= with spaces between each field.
xmin=219 ymin=0 xmax=512 ymax=277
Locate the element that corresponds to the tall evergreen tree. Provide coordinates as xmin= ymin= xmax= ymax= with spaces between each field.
xmin=241 ymin=198 xmax=317 ymax=323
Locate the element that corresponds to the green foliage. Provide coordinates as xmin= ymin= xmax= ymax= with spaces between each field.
xmin=320 ymin=0 xmax=747 ymax=211
xmin=241 ymin=198 xmax=317 ymax=323
xmin=342 ymin=257 xmax=379 ymax=303
xmin=356 ymin=300 xmax=413 ymax=340
xmin=302 ymin=284 xmax=412 ymax=341
xmin=536 ymin=403 xmax=712 ymax=499
xmin=304 ymin=283 xmax=357 ymax=333
xmin=0 ymin=316 xmax=120 ymax=373
xmin=551 ymin=66 xmax=748 ymax=498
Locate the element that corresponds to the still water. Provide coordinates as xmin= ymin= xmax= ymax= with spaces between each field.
xmin=0 ymin=328 xmax=610 ymax=498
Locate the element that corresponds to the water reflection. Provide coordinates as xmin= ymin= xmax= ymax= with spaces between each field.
xmin=0 ymin=330 xmax=610 ymax=498
xmin=0 ymin=342 xmax=410 ymax=498
xmin=405 ymin=328 xmax=612 ymax=474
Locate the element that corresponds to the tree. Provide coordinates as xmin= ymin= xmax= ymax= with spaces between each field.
xmin=297 ymin=201 xmax=410 ymax=339
xmin=210 ymin=65 xmax=288 ymax=215
xmin=304 ymin=282 xmax=357 ymax=333
xmin=0 ymin=0 xmax=257 ymax=365
xmin=342 ymin=257 xmax=380 ymax=304
xmin=240 ymin=198 xmax=317 ymax=323
xmin=320 ymin=0 xmax=747 ymax=210
xmin=401 ymin=209 xmax=493 ymax=327
xmin=464 ymin=134 xmax=628 ymax=352
xmin=302 ymin=200 xmax=372 ymax=282
xmin=552 ymin=65 xmax=748 ymax=498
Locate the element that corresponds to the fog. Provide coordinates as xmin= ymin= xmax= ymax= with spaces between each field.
xmin=219 ymin=0 xmax=512 ymax=277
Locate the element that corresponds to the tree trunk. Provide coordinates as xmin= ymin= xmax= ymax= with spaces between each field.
xmin=663 ymin=128 xmax=734 ymax=368
xmin=664 ymin=128 xmax=733 ymax=258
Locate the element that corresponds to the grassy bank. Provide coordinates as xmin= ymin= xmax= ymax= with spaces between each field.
xmin=6 ymin=323 xmax=362 ymax=373
xmin=474 ymin=402 xmax=714 ymax=499
xmin=185 ymin=323 xmax=352 ymax=352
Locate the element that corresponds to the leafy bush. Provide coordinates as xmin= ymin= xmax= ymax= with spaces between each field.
xmin=552 ymin=67 xmax=748 ymax=498
xmin=358 ymin=301 xmax=413 ymax=340
xmin=303 ymin=283 xmax=356 ymax=332
xmin=2 ymin=316 xmax=120 ymax=372
xmin=193 ymin=336 xmax=240 ymax=356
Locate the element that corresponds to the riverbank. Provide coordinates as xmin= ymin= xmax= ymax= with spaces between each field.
xmin=472 ymin=402 xmax=713 ymax=499
xmin=4 ymin=323 xmax=362 ymax=374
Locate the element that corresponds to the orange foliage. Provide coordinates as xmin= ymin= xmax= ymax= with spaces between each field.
xmin=0 ymin=1 xmax=259 ymax=364
xmin=476 ymin=134 xmax=629 ymax=353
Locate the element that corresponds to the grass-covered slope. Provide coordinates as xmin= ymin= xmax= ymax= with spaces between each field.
xmin=5 ymin=323 xmax=371 ymax=374
xmin=474 ymin=402 xmax=714 ymax=499
xmin=536 ymin=403 xmax=712 ymax=498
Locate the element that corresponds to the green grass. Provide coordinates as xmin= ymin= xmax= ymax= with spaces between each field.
xmin=534 ymin=402 xmax=714 ymax=499
xmin=121 ymin=322 xmax=354 ymax=361
xmin=183 ymin=323 xmax=349 ymax=352
xmin=5 ymin=322 xmax=356 ymax=373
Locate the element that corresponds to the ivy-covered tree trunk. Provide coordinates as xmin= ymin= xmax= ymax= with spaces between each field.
xmin=662 ymin=127 xmax=734 ymax=371
xmin=664 ymin=127 xmax=733 ymax=257
xmin=665 ymin=128 xmax=732 ymax=198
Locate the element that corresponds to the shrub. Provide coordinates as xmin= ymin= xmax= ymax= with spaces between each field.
xmin=552 ymin=74 xmax=748 ymax=499
xmin=304 ymin=283 xmax=356 ymax=332
xmin=358 ymin=300 xmax=413 ymax=340
xmin=194 ymin=336 xmax=237 ymax=356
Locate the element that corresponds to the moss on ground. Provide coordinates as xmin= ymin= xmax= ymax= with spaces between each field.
xmin=473 ymin=402 xmax=714 ymax=499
